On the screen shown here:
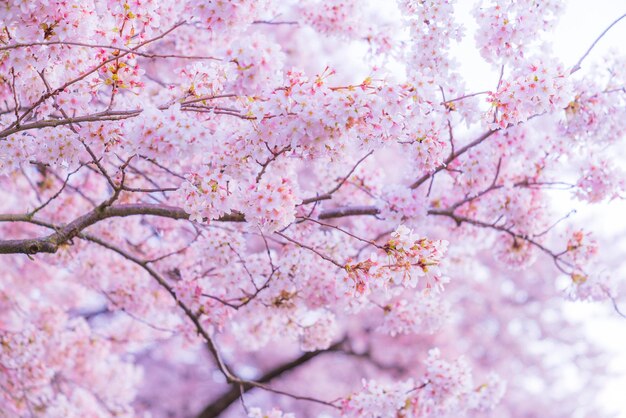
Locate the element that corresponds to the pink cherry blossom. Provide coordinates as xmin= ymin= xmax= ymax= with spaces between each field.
xmin=0 ymin=1 xmax=624 ymax=417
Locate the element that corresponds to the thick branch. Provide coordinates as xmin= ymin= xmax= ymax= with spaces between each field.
xmin=197 ymin=341 xmax=343 ymax=418
xmin=317 ymin=205 xmax=381 ymax=220
xmin=0 ymin=204 xmax=244 ymax=255
xmin=0 ymin=111 xmax=140 ymax=139
xmin=0 ymin=199 xmax=392 ymax=255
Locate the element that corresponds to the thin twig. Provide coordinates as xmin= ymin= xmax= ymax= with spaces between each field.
xmin=570 ymin=13 xmax=626 ymax=74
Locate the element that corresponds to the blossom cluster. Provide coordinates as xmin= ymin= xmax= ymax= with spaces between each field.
xmin=399 ymin=0 xmax=464 ymax=85
xmin=418 ymin=349 xmax=506 ymax=416
xmin=299 ymin=0 xmax=364 ymax=39
xmin=486 ymin=60 xmax=572 ymax=128
xmin=194 ymin=0 xmax=272 ymax=35
xmin=473 ymin=0 xmax=564 ymax=64
xmin=4 ymin=0 xmax=98 ymax=43
xmin=178 ymin=169 xmax=234 ymax=222
xmin=0 ymin=307 xmax=142 ymax=417
xmin=246 ymin=69 xmax=410 ymax=156
xmin=420 ymin=348 xmax=474 ymax=415
xmin=230 ymin=305 xmax=339 ymax=353
xmin=558 ymin=229 xmax=613 ymax=302
xmin=0 ymin=134 xmax=30 ymax=174
xmin=566 ymin=272 xmax=615 ymax=302
xmin=401 ymin=115 xmax=449 ymax=174
xmin=379 ymin=185 xmax=427 ymax=224
xmin=341 ymin=378 xmax=416 ymax=418
xmin=574 ymin=158 xmax=625 ymax=203
xmin=341 ymin=225 xmax=448 ymax=298
xmin=341 ymin=349 xmax=506 ymax=417
xmin=226 ymin=34 xmax=286 ymax=94
xmin=126 ymin=104 xmax=207 ymax=160
xmin=385 ymin=225 xmax=449 ymax=290
xmin=98 ymin=58 xmax=145 ymax=92
xmin=299 ymin=309 xmax=339 ymax=351
xmin=242 ymin=175 xmax=301 ymax=233
xmin=493 ymin=234 xmax=538 ymax=270
xmin=179 ymin=61 xmax=235 ymax=98
xmin=561 ymin=78 xmax=626 ymax=145
xmin=379 ymin=292 xmax=450 ymax=336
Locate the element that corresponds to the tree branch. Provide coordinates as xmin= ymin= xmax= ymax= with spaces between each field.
xmin=0 ymin=197 xmax=399 ymax=255
xmin=317 ymin=205 xmax=381 ymax=220
xmin=301 ymin=150 xmax=374 ymax=205
xmin=196 ymin=340 xmax=344 ymax=418
xmin=0 ymin=203 xmax=244 ymax=255
xmin=79 ymin=233 xmax=236 ymax=381
xmin=0 ymin=111 xmax=140 ymax=139
xmin=409 ymin=129 xmax=498 ymax=190
xmin=570 ymin=13 xmax=626 ymax=74
xmin=1 ymin=21 xmax=186 ymax=137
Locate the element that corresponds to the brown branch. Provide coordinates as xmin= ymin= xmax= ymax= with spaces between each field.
xmin=297 ymin=177 xmax=573 ymax=221
xmin=1 ymin=21 xmax=185 ymax=136
xmin=301 ymin=150 xmax=374 ymax=205
xmin=28 ymin=164 xmax=85 ymax=217
xmin=427 ymin=209 xmax=574 ymax=274
xmin=317 ymin=205 xmax=381 ymax=220
xmin=3 ymin=171 xmax=568 ymax=256
xmin=274 ymin=232 xmax=345 ymax=268
xmin=252 ymin=20 xmax=299 ymax=26
xmin=298 ymin=216 xmax=381 ymax=249
xmin=610 ymin=295 xmax=626 ymax=319
xmin=0 ymin=203 xmax=244 ymax=255
xmin=409 ymin=129 xmax=498 ymax=190
xmin=197 ymin=340 xmax=344 ymax=418
xmin=53 ymin=231 xmax=344 ymax=411
xmin=0 ymin=110 xmax=141 ymax=138
xmin=311 ymin=193 xmax=577 ymax=274
xmin=0 ymin=197 xmax=406 ymax=255
xmin=0 ymin=41 xmax=219 ymax=61
xmin=78 ymin=233 xmax=236 ymax=381
xmin=84 ymin=237 xmax=341 ymax=411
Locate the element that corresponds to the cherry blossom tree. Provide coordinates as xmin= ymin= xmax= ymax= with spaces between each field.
xmin=1 ymin=1 xmax=625 ymax=417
